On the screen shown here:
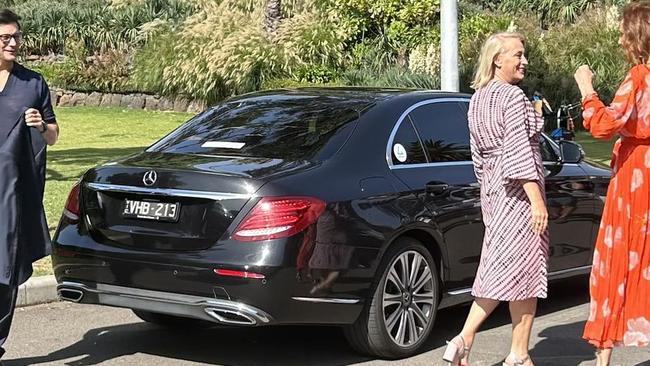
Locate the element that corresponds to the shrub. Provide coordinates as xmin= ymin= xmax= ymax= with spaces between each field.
xmin=343 ymin=66 xmax=440 ymax=89
xmin=8 ymin=0 xmax=195 ymax=55
xmin=138 ymin=0 xmax=349 ymax=103
xmin=276 ymin=9 xmax=350 ymax=72
xmin=333 ymin=0 xmax=440 ymax=47
xmin=296 ymin=64 xmax=339 ymax=83
xmin=130 ymin=20 xmax=177 ymax=95
xmin=35 ymin=38 xmax=135 ymax=93
xmin=408 ymin=42 xmax=440 ymax=77
xmin=12 ymin=0 xmax=633 ymax=109
xmin=514 ymin=6 xmax=626 ymax=109
xmin=261 ymin=77 xmax=344 ymax=89
xmin=498 ymin=0 xmax=628 ymax=29
xmin=159 ymin=2 xmax=281 ymax=102
xmin=348 ymin=36 xmax=401 ymax=72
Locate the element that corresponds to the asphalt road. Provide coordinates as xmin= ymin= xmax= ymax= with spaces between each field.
xmin=4 ymin=278 xmax=649 ymax=366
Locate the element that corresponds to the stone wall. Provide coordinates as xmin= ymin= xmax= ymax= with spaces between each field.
xmin=50 ymin=88 xmax=206 ymax=114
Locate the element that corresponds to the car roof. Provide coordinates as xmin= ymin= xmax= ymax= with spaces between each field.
xmin=223 ymin=87 xmax=472 ymax=112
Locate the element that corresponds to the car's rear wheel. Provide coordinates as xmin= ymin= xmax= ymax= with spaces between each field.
xmin=132 ymin=309 xmax=213 ymax=329
xmin=344 ymin=237 xmax=439 ymax=359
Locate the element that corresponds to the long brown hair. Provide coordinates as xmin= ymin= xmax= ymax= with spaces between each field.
xmin=621 ymin=1 xmax=650 ymax=65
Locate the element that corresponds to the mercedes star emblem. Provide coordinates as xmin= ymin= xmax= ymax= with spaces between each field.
xmin=143 ymin=170 xmax=158 ymax=186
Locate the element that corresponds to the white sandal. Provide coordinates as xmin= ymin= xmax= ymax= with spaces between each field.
xmin=502 ymin=352 xmax=530 ymax=366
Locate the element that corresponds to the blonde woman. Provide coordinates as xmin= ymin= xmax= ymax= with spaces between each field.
xmin=442 ymin=32 xmax=548 ymax=366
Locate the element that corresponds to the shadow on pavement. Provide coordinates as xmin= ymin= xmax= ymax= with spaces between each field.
xmin=4 ymin=324 xmax=371 ymax=366
xmin=5 ymin=277 xmax=594 ymax=366
xmin=528 ymin=320 xmax=594 ymax=366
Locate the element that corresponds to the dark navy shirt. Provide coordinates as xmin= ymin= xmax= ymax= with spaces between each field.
xmin=0 ymin=63 xmax=56 ymax=139
xmin=0 ymin=63 xmax=54 ymax=284
xmin=0 ymin=63 xmax=56 ymax=150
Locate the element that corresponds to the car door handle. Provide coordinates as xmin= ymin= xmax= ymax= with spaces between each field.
xmin=426 ymin=183 xmax=449 ymax=195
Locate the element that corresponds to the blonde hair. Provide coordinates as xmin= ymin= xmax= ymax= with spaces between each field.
xmin=470 ymin=32 xmax=526 ymax=90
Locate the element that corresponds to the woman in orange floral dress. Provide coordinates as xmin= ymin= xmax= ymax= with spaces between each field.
xmin=574 ymin=2 xmax=650 ymax=365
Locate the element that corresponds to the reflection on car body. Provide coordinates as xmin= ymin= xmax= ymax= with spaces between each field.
xmin=52 ymin=88 xmax=610 ymax=359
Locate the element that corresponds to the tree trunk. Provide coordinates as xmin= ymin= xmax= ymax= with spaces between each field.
xmin=264 ymin=0 xmax=282 ymax=39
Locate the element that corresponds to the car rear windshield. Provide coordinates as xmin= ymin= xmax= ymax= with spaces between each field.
xmin=147 ymin=95 xmax=368 ymax=161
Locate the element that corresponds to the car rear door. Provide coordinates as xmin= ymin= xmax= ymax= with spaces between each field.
xmin=388 ymin=99 xmax=484 ymax=291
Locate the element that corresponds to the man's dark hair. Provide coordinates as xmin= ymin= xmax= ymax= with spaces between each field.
xmin=0 ymin=9 xmax=20 ymax=29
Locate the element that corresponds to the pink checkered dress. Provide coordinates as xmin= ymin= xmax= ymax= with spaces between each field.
xmin=467 ymin=80 xmax=550 ymax=301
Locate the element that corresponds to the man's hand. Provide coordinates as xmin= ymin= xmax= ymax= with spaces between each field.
xmin=24 ymin=108 xmax=45 ymax=132
xmin=25 ymin=108 xmax=58 ymax=145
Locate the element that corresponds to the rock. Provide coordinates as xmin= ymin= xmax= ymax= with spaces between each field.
xmin=187 ymin=100 xmax=205 ymax=114
xmin=58 ymin=94 xmax=72 ymax=107
xmin=158 ymin=97 xmax=174 ymax=111
xmin=49 ymin=89 xmax=59 ymax=106
xmin=109 ymin=94 xmax=122 ymax=107
xmin=70 ymin=93 xmax=87 ymax=107
xmin=99 ymin=94 xmax=112 ymax=107
xmin=45 ymin=89 xmax=200 ymax=111
xmin=128 ymin=94 xmax=145 ymax=109
xmin=120 ymin=94 xmax=133 ymax=108
xmin=144 ymin=95 xmax=159 ymax=110
xmin=173 ymin=97 xmax=190 ymax=112
xmin=85 ymin=92 xmax=102 ymax=107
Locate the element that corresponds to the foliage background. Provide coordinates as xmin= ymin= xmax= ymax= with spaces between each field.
xmin=1 ymin=0 xmax=634 ymax=111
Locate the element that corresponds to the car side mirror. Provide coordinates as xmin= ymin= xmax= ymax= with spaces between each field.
xmin=559 ymin=140 xmax=584 ymax=164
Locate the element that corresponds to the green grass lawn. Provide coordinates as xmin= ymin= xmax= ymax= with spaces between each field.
xmin=31 ymin=109 xmax=615 ymax=277
xmin=33 ymin=107 xmax=192 ymax=276
xmin=574 ymin=131 xmax=616 ymax=167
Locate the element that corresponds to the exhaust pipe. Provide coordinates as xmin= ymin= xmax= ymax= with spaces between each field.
xmin=58 ymin=288 xmax=84 ymax=302
xmin=55 ymin=281 xmax=274 ymax=326
xmin=204 ymin=307 xmax=257 ymax=325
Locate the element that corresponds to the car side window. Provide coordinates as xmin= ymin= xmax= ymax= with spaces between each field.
xmin=408 ymin=101 xmax=472 ymax=162
xmin=540 ymin=136 xmax=559 ymax=162
xmin=390 ymin=117 xmax=427 ymax=165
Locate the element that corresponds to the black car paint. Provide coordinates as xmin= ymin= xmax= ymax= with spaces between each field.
xmin=52 ymin=88 xmax=610 ymax=326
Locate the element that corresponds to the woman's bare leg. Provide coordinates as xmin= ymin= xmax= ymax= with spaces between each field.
xmin=456 ymin=297 xmax=500 ymax=360
xmin=508 ymin=298 xmax=537 ymax=363
xmin=595 ymin=347 xmax=613 ymax=366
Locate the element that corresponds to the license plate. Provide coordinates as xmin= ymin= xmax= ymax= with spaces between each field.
xmin=122 ymin=199 xmax=180 ymax=222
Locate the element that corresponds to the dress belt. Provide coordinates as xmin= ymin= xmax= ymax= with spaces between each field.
xmin=481 ymin=147 xmax=502 ymax=157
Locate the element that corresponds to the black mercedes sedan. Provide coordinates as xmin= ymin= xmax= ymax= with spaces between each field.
xmin=52 ymin=88 xmax=610 ymax=359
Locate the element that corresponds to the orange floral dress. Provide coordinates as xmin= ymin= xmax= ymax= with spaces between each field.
xmin=582 ymin=64 xmax=650 ymax=348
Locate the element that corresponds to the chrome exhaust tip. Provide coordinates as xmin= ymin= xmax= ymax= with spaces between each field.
xmin=55 ymin=281 xmax=274 ymax=326
xmin=58 ymin=288 xmax=84 ymax=302
xmin=204 ymin=307 xmax=258 ymax=326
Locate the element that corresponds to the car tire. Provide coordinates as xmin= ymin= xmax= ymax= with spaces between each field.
xmin=132 ymin=309 xmax=213 ymax=329
xmin=344 ymin=237 xmax=439 ymax=359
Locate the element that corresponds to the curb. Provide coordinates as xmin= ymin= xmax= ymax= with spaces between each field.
xmin=16 ymin=275 xmax=59 ymax=308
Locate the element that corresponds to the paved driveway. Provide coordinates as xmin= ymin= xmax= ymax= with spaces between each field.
xmin=4 ymin=277 xmax=649 ymax=365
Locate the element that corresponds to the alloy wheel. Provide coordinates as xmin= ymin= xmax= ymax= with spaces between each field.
xmin=382 ymin=250 xmax=435 ymax=347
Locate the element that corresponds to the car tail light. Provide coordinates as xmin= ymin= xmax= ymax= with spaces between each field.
xmin=214 ymin=269 xmax=265 ymax=279
xmin=63 ymin=182 xmax=81 ymax=222
xmin=232 ymin=196 xmax=326 ymax=242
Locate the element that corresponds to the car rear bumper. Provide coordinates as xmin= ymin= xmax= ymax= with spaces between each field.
xmin=52 ymin=221 xmax=370 ymax=325
xmin=57 ymin=281 xmax=273 ymax=326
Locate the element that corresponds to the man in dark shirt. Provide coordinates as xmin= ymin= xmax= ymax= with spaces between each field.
xmin=0 ymin=8 xmax=59 ymax=358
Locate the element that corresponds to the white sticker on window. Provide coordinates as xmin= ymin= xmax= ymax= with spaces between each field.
xmin=393 ymin=143 xmax=407 ymax=162
xmin=201 ymin=141 xmax=245 ymax=149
